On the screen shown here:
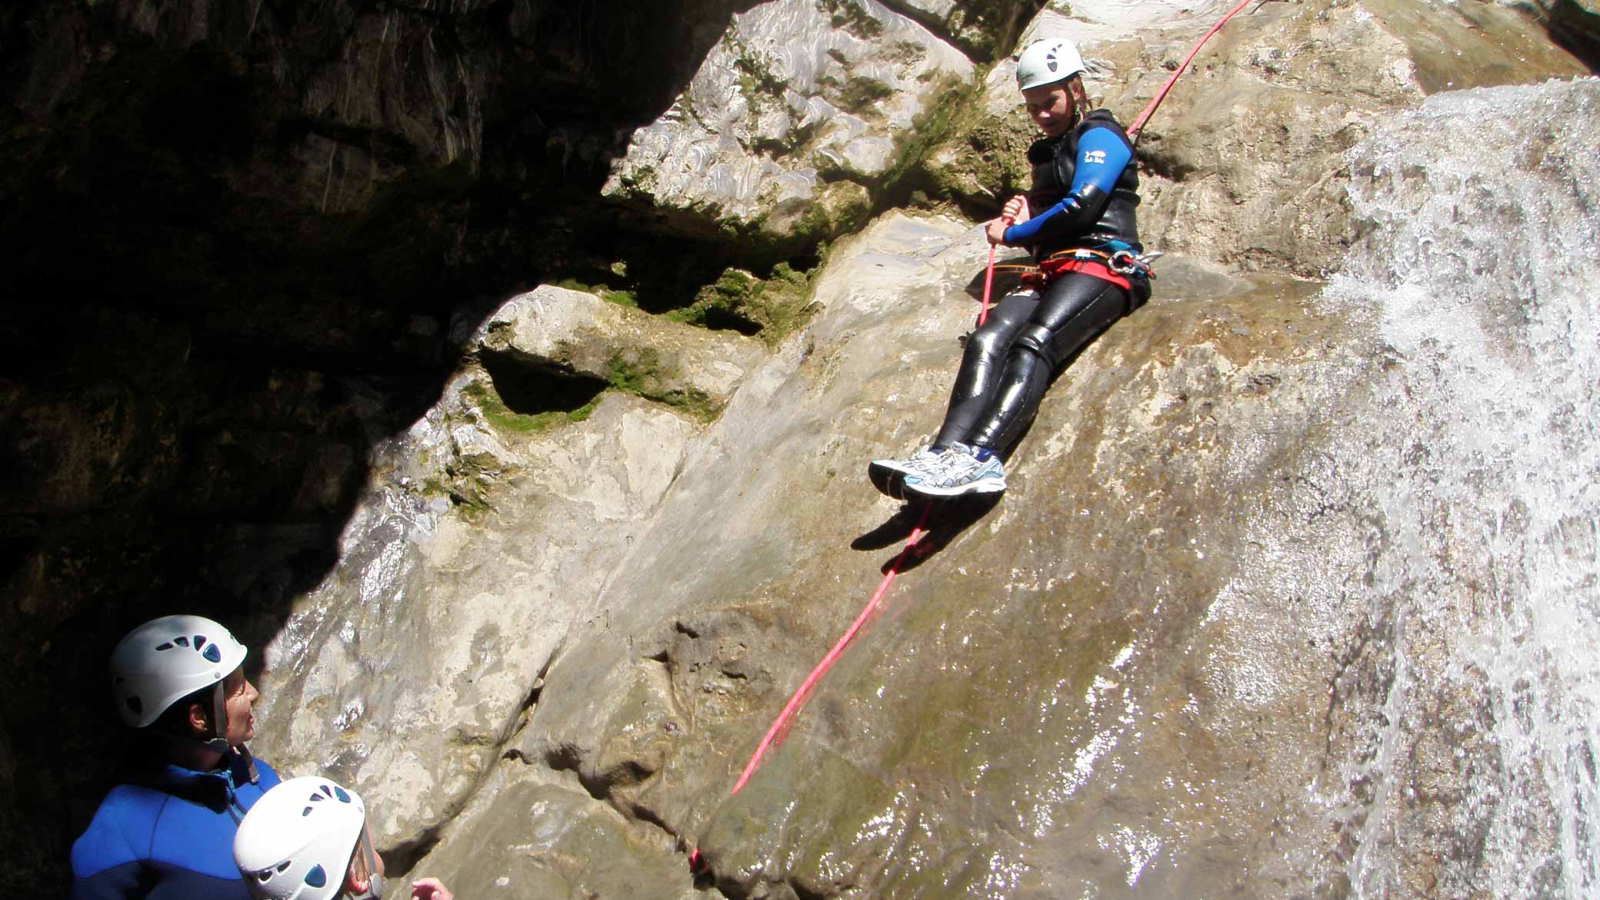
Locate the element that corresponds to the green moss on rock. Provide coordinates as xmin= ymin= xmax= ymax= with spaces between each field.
xmin=819 ymin=0 xmax=885 ymax=40
xmin=669 ymin=263 xmax=817 ymax=348
xmin=462 ymin=377 xmax=597 ymax=435
xmin=604 ymin=351 xmax=720 ymax=422
xmin=884 ymin=69 xmax=1035 ymax=217
xmin=552 ymin=278 xmax=639 ymax=309
xmin=835 ymin=76 xmax=895 ymax=115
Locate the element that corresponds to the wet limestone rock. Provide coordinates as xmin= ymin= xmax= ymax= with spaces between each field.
xmin=601 ymin=0 xmax=974 ymax=252
xmin=913 ymin=0 xmax=1588 ymax=275
xmin=445 ymin=211 xmax=1360 ymax=900
xmin=419 ymin=70 xmax=1599 ymax=893
xmin=1121 ymin=0 xmax=1587 ymax=275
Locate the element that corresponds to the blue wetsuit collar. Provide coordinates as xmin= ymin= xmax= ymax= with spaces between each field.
xmin=128 ymin=745 xmax=260 ymax=812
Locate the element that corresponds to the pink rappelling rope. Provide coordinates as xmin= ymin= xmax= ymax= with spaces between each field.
xmin=977 ymin=242 xmax=999 ymax=326
xmin=729 ymin=222 xmax=1009 ymax=796
xmin=1127 ymin=0 xmax=1259 ymax=141
xmin=729 ymin=503 xmax=933 ymax=794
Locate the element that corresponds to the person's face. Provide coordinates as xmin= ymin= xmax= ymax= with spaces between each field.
xmin=219 ymin=667 xmax=259 ymax=744
xmin=345 ymin=822 xmax=386 ymax=895
xmin=1023 ymin=83 xmax=1074 ymax=137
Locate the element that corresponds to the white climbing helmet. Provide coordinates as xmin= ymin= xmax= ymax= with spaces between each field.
xmin=235 ymin=776 xmax=384 ymax=900
xmin=110 ymin=614 xmax=248 ymax=729
xmin=1015 ymin=38 xmax=1087 ymax=91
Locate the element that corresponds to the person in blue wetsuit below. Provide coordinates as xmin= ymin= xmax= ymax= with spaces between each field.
xmin=871 ymin=37 xmax=1152 ymax=500
xmin=71 ymin=615 xmax=280 ymax=900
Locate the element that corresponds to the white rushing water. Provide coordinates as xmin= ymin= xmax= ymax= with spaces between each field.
xmin=1322 ymin=77 xmax=1599 ymax=899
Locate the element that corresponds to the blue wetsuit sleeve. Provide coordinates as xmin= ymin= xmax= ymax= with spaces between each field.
xmin=1004 ymin=125 xmax=1132 ymax=246
xmin=72 ymin=788 xmax=159 ymax=900
xmin=71 ymin=862 xmax=148 ymax=900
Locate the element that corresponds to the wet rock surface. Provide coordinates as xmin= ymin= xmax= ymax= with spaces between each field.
xmin=431 ymin=214 xmax=1363 ymax=899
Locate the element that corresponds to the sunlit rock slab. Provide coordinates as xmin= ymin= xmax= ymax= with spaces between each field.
xmin=477 ymin=207 xmax=1357 ymax=899
xmin=602 ymin=0 xmax=974 ymax=248
xmin=470 ymin=285 xmax=768 ymax=407
xmin=249 ymin=382 xmax=701 ymax=848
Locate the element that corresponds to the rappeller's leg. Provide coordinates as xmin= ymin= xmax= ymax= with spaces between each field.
xmin=868 ymin=291 xmax=1039 ymax=499
xmin=905 ymin=271 xmax=1133 ymax=498
xmin=933 ymin=290 xmax=1042 ymax=448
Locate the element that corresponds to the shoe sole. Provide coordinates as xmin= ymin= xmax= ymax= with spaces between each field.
xmin=868 ymin=460 xmax=910 ymax=501
xmin=904 ymin=477 xmax=1007 ymax=499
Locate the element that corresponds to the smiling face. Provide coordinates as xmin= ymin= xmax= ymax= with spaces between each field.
xmin=1023 ymin=76 xmax=1088 ymax=139
xmin=1023 ymin=82 xmax=1075 ymax=137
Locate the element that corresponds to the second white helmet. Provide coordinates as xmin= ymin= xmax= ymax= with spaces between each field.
xmin=235 ymin=776 xmax=380 ymax=900
xmin=1016 ymin=38 xmax=1087 ymax=91
xmin=110 ymin=614 xmax=248 ymax=728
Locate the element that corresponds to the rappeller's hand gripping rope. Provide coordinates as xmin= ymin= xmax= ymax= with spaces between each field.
xmin=719 ymin=0 xmax=1259 ymax=815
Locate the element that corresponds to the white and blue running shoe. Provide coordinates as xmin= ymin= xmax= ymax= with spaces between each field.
xmin=903 ymin=442 xmax=1006 ymax=498
xmin=869 ymin=445 xmax=952 ymax=500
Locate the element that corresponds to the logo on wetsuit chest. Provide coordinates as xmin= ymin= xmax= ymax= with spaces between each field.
xmin=1084 ymin=150 xmax=1107 ymax=165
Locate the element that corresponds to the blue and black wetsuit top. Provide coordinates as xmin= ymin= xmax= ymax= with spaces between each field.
xmin=1004 ymin=109 xmax=1143 ymax=260
xmin=70 ymin=747 xmax=281 ymax=900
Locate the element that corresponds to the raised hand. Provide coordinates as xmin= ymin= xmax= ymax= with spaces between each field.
xmin=410 ymin=877 xmax=454 ymax=900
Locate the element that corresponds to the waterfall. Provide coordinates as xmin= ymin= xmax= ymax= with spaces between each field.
xmin=1323 ymin=77 xmax=1599 ymax=899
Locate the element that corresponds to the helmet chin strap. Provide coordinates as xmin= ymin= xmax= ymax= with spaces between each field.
xmin=344 ymin=829 xmax=385 ymax=900
xmin=201 ymin=681 xmax=232 ymax=754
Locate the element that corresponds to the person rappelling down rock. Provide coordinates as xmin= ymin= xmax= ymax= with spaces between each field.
xmin=871 ymin=37 xmax=1154 ymax=501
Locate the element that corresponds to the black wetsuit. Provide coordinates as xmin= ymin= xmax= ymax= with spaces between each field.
xmin=934 ymin=110 xmax=1148 ymax=455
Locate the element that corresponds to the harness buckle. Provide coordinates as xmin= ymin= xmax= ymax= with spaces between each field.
xmin=1110 ymin=250 xmax=1163 ymax=279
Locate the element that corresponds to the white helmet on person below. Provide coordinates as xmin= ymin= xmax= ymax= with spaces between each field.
xmin=1016 ymin=38 xmax=1087 ymax=91
xmin=235 ymin=776 xmax=384 ymax=900
xmin=110 ymin=614 xmax=248 ymax=729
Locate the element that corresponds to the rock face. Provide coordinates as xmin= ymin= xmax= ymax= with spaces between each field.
xmin=426 ymin=78 xmax=1598 ymax=898
xmin=472 ymin=286 xmax=768 ymax=410
xmin=5 ymin=0 xmax=1596 ymax=895
xmin=601 ymin=0 xmax=974 ymax=251
xmin=256 ymin=72 xmax=1600 ymax=898
xmin=915 ymin=0 xmax=1590 ymax=275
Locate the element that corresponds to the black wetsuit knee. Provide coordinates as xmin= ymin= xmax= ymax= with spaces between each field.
xmin=1012 ymin=323 xmax=1058 ymax=368
xmin=933 ymin=291 xmax=1039 ymax=448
